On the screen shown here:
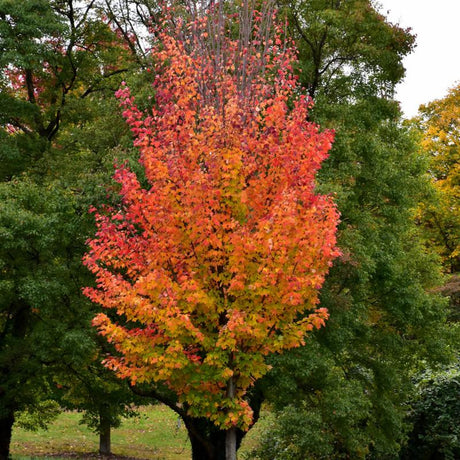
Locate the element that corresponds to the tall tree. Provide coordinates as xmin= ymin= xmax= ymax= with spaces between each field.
xmin=250 ymin=1 xmax=452 ymax=458
xmin=0 ymin=0 xmax=136 ymax=167
xmin=84 ymin=7 xmax=339 ymax=459
xmin=282 ymin=0 xmax=414 ymax=101
xmin=0 ymin=1 xmax=142 ymax=456
xmin=398 ymin=85 xmax=460 ymax=460
xmin=0 ymin=179 xmax=87 ymax=457
xmin=413 ymin=83 xmax=460 ymax=289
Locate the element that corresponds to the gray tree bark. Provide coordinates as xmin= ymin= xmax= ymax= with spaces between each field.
xmin=225 ymin=378 xmax=237 ymax=460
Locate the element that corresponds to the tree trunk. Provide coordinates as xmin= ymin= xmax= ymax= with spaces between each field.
xmin=129 ymin=381 xmax=264 ymax=460
xmin=225 ymin=426 xmax=237 ymax=460
xmin=183 ymin=381 xmax=264 ymax=460
xmin=0 ymin=411 xmax=14 ymax=460
xmin=99 ymin=414 xmax=111 ymax=455
xmin=225 ymin=377 xmax=237 ymax=460
xmin=188 ymin=428 xmax=216 ymax=460
xmin=183 ymin=415 xmax=227 ymax=460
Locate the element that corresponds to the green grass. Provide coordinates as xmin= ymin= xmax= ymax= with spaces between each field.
xmin=11 ymin=405 xmax=191 ymax=459
xmin=10 ymin=404 xmax=266 ymax=459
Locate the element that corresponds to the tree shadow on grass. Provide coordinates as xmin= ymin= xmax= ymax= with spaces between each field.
xmin=17 ymin=454 xmax=154 ymax=460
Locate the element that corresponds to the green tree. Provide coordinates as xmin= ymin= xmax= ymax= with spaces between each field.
xmin=0 ymin=180 xmax=89 ymax=456
xmin=282 ymin=0 xmax=414 ymax=101
xmin=0 ymin=0 xmax=64 ymax=179
xmin=0 ymin=0 xmax=136 ymax=175
xmin=398 ymin=85 xmax=460 ymax=460
xmin=0 ymin=1 xmax=142 ymax=456
xmin=250 ymin=1 xmax=452 ymax=458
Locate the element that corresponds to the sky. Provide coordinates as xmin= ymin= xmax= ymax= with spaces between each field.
xmin=376 ymin=0 xmax=460 ymax=118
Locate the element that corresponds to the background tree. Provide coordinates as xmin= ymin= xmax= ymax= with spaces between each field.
xmin=282 ymin=0 xmax=414 ymax=101
xmin=0 ymin=1 xmax=145 ymax=456
xmin=0 ymin=180 xmax=83 ymax=457
xmin=0 ymin=0 xmax=139 ymax=176
xmin=397 ymin=85 xmax=460 ymax=460
xmin=412 ymin=84 xmax=460 ymax=318
xmin=250 ymin=1 xmax=453 ymax=458
xmin=84 ymin=7 xmax=339 ymax=460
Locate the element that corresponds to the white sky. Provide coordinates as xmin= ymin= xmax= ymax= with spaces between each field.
xmin=376 ymin=0 xmax=460 ymax=118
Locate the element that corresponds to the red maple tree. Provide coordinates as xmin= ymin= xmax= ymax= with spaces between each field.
xmin=84 ymin=5 xmax=339 ymax=442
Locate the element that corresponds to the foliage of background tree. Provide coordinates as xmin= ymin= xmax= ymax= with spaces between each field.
xmin=400 ymin=363 xmax=460 ymax=460
xmin=397 ymin=84 xmax=460 ymax=460
xmin=0 ymin=180 xmax=84 ymax=457
xmin=282 ymin=0 xmax=415 ymax=101
xmin=413 ymin=84 xmax=460 ymax=274
xmin=0 ymin=1 xmax=145 ymax=456
xmin=250 ymin=1 xmax=452 ymax=458
xmin=412 ymin=84 xmax=460 ymax=323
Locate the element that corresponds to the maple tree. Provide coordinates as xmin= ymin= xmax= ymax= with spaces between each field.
xmin=84 ymin=7 xmax=339 ymax=457
xmin=414 ymin=84 xmax=460 ymax=275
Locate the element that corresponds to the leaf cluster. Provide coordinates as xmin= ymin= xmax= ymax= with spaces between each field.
xmin=401 ymin=363 xmax=460 ymax=460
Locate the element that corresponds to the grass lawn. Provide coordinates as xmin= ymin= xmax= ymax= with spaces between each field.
xmin=10 ymin=404 xmax=264 ymax=459
xmin=11 ymin=405 xmax=191 ymax=460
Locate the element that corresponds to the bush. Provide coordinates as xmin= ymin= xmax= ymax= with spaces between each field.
xmin=401 ymin=363 xmax=460 ymax=460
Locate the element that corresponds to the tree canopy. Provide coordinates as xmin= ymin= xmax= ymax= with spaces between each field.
xmin=83 ymin=9 xmax=339 ymax=458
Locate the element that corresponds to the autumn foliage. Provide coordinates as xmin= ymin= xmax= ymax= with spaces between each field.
xmin=84 ymin=8 xmax=339 ymax=431
xmin=415 ymin=84 xmax=460 ymax=273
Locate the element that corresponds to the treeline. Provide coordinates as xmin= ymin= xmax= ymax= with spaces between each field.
xmin=0 ymin=1 xmax=458 ymax=460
